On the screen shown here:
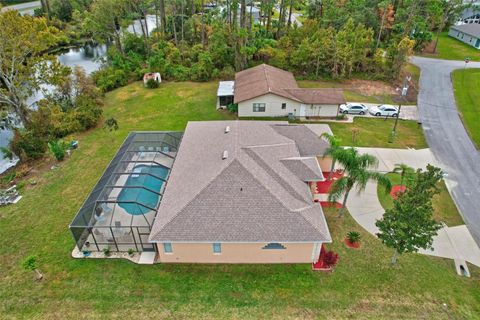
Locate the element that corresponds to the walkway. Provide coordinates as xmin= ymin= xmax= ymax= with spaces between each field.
xmin=411 ymin=56 xmax=480 ymax=245
xmin=342 ymin=147 xmax=480 ymax=268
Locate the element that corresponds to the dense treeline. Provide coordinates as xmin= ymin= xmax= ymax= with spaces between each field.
xmin=32 ymin=0 xmax=464 ymax=91
xmin=0 ymin=0 xmax=465 ymax=161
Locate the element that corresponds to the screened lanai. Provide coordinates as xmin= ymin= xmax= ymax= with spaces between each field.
xmin=70 ymin=131 xmax=183 ymax=253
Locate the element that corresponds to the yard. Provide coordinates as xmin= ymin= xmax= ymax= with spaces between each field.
xmin=377 ymin=173 xmax=464 ymax=227
xmin=327 ymin=117 xmax=427 ymax=149
xmin=421 ymin=32 xmax=480 ymax=61
xmin=1 ymin=81 xmax=479 ymax=318
xmin=452 ymin=68 xmax=480 ymax=149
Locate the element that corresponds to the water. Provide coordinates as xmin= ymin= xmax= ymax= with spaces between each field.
xmin=0 ymin=16 xmax=157 ymax=172
xmin=125 ymin=15 xmax=160 ymax=36
xmin=118 ymin=165 xmax=169 ymax=215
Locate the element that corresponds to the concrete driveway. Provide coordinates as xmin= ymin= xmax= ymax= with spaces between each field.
xmin=356 ymin=147 xmax=438 ymax=172
xmin=411 ymin=56 xmax=480 ymax=244
xmin=346 ymin=102 xmax=419 ymax=121
xmin=343 ymin=147 xmax=480 ymax=269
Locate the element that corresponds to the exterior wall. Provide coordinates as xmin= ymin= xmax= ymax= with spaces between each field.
xmin=156 ymin=242 xmax=320 ymax=263
xmin=317 ymin=156 xmax=333 ymax=172
xmin=237 ymin=93 xmax=339 ymax=118
xmin=449 ymin=28 xmax=480 ymax=49
xmin=303 ymin=104 xmax=339 ymax=117
xmin=238 ymin=93 xmax=301 ymax=117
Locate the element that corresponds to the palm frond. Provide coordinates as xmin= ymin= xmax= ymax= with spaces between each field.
xmin=327 ymin=176 xmax=348 ymax=202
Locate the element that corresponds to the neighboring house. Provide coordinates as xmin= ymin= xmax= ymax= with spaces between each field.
xmin=149 ymin=121 xmax=332 ymax=264
xmin=457 ymin=2 xmax=480 ymax=25
xmin=233 ymin=64 xmax=346 ymax=118
xmin=449 ymin=24 xmax=480 ymax=49
xmin=218 ymin=5 xmax=261 ymax=24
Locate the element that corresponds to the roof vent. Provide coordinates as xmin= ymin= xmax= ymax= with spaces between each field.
xmin=225 ymin=126 xmax=230 ymax=133
xmin=222 ymin=150 xmax=228 ymax=160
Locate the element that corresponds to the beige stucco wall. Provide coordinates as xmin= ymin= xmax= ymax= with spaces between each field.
xmin=317 ymin=156 xmax=333 ymax=172
xmin=238 ymin=93 xmax=301 ymax=117
xmin=156 ymin=242 xmax=321 ymax=264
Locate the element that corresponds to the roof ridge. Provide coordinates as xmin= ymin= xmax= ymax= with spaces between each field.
xmin=296 ymin=205 xmax=331 ymax=241
xmin=151 ymin=158 xmax=235 ymax=240
xmin=263 ymin=64 xmax=272 ymax=92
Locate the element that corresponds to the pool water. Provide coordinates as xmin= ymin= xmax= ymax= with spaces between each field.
xmin=118 ymin=165 xmax=169 ymax=215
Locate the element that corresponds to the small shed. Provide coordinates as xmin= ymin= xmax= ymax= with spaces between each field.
xmin=216 ymin=81 xmax=235 ymax=109
xmin=143 ymin=72 xmax=162 ymax=86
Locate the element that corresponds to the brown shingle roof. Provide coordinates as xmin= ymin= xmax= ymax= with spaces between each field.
xmin=149 ymin=121 xmax=331 ymax=243
xmin=284 ymin=88 xmax=346 ymax=104
xmin=233 ymin=64 xmax=345 ymax=104
xmin=233 ymin=64 xmax=300 ymax=103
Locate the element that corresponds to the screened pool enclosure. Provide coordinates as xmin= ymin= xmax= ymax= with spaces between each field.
xmin=70 ymin=131 xmax=182 ymax=253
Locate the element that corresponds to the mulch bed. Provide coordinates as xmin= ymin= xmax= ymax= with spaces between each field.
xmin=344 ymin=238 xmax=360 ymax=249
xmin=390 ymin=185 xmax=406 ymax=200
xmin=320 ymin=201 xmax=342 ymax=208
xmin=314 ymin=171 xmax=344 ymax=194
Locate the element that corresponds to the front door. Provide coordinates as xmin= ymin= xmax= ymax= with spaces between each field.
xmin=299 ymin=105 xmax=306 ymax=117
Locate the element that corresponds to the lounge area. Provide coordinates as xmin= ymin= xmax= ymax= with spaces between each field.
xmin=69 ymin=131 xmax=182 ymax=254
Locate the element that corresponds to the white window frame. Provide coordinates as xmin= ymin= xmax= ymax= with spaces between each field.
xmin=253 ymin=103 xmax=266 ymax=112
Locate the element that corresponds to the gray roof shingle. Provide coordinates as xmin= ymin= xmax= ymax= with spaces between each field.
xmin=149 ymin=121 xmax=331 ymax=243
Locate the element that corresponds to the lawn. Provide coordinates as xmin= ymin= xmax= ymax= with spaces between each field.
xmin=1 ymin=81 xmax=479 ymax=318
xmin=377 ymin=173 xmax=464 ymax=227
xmin=327 ymin=117 xmax=427 ymax=149
xmin=421 ymin=32 xmax=480 ymax=61
xmin=452 ymin=68 xmax=480 ymax=149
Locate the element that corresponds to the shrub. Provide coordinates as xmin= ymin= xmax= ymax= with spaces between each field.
xmin=48 ymin=140 xmax=68 ymax=161
xmin=323 ymin=250 xmax=339 ymax=267
xmin=227 ymin=103 xmax=238 ymax=113
xmin=347 ymin=231 xmax=361 ymax=244
xmin=104 ymin=117 xmax=119 ymax=131
xmin=10 ymin=129 xmax=47 ymax=161
xmin=92 ymin=67 xmax=128 ymax=92
xmin=22 ymin=255 xmax=38 ymax=271
xmin=103 ymin=247 xmax=111 ymax=256
xmin=146 ymin=78 xmax=160 ymax=89
xmin=128 ymin=248 xmax=135 ymax=256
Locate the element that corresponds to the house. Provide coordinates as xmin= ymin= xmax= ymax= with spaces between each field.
xmin=456 ymin=2 xmax=480 ymax=25
xmin=148 ymin=121 xmax=332 ymax=264
xmin=448 ymin=24 xmax=480 ymax=49
xmin=233 ymin=64 xmax=346 ymax=118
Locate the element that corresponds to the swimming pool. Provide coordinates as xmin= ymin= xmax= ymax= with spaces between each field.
xmin=118 ymin=165 xmax=169 ymax=215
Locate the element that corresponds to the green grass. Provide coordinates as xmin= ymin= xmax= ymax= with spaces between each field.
xmin=452 ymin=68 xmax=480 ymax=149
xmin=327 ymin=117 xmax=427 ymax=149
xmin=1 ymin=81 xmax=479 ymax=318
xmin=421 ymin=32 xmax=480 ymax=61
xmin=298 ymin=80 xmax=396 ymax=104
xmin=377 ymin=173 xmax=464 ymax=227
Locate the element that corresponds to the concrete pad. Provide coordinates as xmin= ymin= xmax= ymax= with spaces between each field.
xmin=356 ymin=147 xmax=439 ymax=172
xmin=138 ymin=251 xmax=157 ymax=264
xmin=454 ymin=259 xmax=470 ymax=277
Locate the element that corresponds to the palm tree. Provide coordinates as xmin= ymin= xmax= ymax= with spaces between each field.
xmin=328 ymin=148 xmax=392 ymax=217
xmin=321 ymin=133 xmax=342 ymax=180
xmin=393 ymin=163 xmax=414 ymax=187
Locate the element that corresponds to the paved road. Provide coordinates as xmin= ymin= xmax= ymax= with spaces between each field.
xmin=411 ymin=56 xmax=480 ymax=244
xmin=1 ymin=1 xmax=41 ymax=15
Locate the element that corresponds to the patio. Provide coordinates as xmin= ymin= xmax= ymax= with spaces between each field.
xmin=69 ymin=131 xmax=183 ymax=254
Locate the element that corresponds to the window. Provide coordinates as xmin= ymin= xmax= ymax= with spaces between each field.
xmin=281 ymin=103 xmax=286 ymax=110
xmin=213 ymin=243 xmax=221 ymax=253
xmin=262 ymin=243 xmax=286 ymax=250
xmin=163 ymin=243 xmax=173 ymax=253
xmin=253 ymin=103 xmax=266 ymax=112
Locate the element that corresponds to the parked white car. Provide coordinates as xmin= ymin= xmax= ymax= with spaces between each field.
xmin=369 ymin=104 xmax=399 ymax=117
xmin=339 ymin=103 xmax=368 ymax=115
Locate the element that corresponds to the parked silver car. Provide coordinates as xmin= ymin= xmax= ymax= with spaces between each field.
xmin=339 ymin=103 xmax=368 ymax=115
xmin=369 ymin=104 xmax=399 ymax=117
